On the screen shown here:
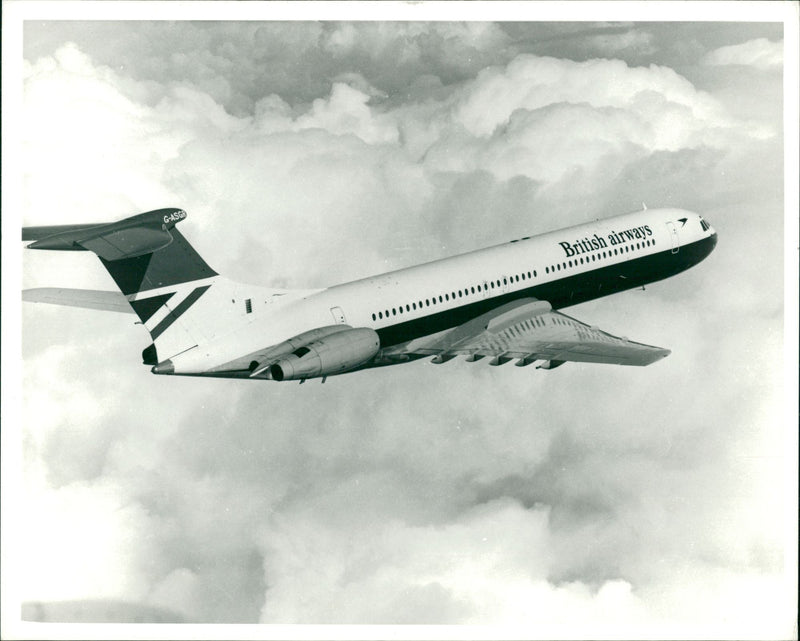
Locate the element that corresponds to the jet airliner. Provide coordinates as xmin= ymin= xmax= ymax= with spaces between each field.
xmin=22 ymin=206 xmax=717 ymax=382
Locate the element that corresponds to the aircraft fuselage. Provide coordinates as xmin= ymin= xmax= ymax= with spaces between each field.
xmin=156 ymin=207 xmax=716 ymax=377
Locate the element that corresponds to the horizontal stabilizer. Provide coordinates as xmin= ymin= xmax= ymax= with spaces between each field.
xmin=23 ymin=208 xmax=187 ymax=261
xmin=23 ymin=288 xmax=134 ymax=314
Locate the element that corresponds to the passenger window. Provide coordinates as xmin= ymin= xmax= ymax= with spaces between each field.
xmin=533 ymin=270 xmax=537 ymax=277
xmin=392 ymin=308 xmax=397 ymax=315
xmin=406 ymin=304 xmax=410 ymax=311
xmin=471 ymin=286 xmax=475 ymax=294
xmin=372 ymin=313 xmax=376 ymax=321
xmin=503 ymin=278 xmax=507 ymax=285
xmin=439 ymin=295 xmax=443 ymax=302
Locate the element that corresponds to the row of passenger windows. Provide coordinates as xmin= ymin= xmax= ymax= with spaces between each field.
xmin=369 ymin=238 xmax=657 ymax=322
xmin=544 ymin=238 xmax=656 ymax=274
xmin=370 ymin=271 xmax=538 ymax=321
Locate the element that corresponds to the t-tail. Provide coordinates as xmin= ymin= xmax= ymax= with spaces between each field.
xmin=23 ymin=208 xmax=224 ymax=368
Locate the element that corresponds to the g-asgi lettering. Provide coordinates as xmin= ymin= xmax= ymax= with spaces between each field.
xmin=163 ymin=210 xmax=187 ymax=225
xmin=559 ymin=224 xmax=652 ymax=257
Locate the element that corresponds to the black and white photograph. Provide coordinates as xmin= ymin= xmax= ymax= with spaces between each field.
xmin=2 ymin=2 xmax=797 ymax=639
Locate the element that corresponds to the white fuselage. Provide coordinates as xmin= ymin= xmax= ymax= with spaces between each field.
xmin=163 ymin=208 xmax=717 ymax=375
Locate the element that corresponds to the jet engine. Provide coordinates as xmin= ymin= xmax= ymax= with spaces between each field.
xmin=269 ymin=328 xmax=380 ymax=381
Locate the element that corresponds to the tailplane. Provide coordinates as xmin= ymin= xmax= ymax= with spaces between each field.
xmin=24 ymin=209 xmax=225 ymax=365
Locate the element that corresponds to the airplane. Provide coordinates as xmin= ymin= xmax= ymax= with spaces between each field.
xmin=22 ymin=206 xmax=717 ymax=383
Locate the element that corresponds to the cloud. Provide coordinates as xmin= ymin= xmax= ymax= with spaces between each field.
xmin=289 ymin=82 xmax=399 ymax=144
xmin=452 ymin=55 xmax=738 ymax=140
xmin=13 ymin=20 xmax=791 ymax=636
xmin=22 ymin=599 xmax=185 ymax=623
xmin=702 ymin=38 xmax=783 ymax=70
xmin=584 ymin=28 xmax=656 ymax=56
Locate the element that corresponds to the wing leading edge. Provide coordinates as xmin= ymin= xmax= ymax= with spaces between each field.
xmin=378 ymin=298 xmax=670 ymax=368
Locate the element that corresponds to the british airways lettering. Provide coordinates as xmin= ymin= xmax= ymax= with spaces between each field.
xmin=559 ymin=224 xmax=653 ymax=257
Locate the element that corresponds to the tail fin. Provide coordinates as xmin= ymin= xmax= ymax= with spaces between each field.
xmin=24 ymin=208 xmax=222 ymax=365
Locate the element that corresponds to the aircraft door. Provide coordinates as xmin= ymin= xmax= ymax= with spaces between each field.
xmin=666 ymin=222 xmax=679 ymax=254
xmin=330 ymin=306 xmax=347 ymax=324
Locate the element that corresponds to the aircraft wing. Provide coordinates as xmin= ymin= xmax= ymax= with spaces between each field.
xmin=22 ymin=288 xmax=135 ymax=314
xmin=380 ymin=298 xmax=670 ymax=368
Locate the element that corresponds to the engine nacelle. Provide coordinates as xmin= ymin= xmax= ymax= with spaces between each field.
xmin=269 ymin=328 xmax=380 ymax=381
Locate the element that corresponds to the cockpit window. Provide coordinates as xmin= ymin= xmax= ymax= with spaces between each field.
xmin=699 ymin=218 xmax=710 ymax=232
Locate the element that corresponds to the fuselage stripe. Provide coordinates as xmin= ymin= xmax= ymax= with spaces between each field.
xmin=150 ymin=285 xmax=212 ymax=340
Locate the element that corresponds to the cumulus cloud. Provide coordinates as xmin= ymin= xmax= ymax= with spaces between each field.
xmin=584 ymin=28 xmax=656 ymax=56
xmin=452 ymin=55 xmax=736 ymax=139
xmin=11 ymin=19 xmax=792 ymax=637
xmin=703 ymin=38 xmax=783 ymax=70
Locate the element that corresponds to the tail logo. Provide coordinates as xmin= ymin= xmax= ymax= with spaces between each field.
xmin=130 ymin=284 xmax=212 ymax=340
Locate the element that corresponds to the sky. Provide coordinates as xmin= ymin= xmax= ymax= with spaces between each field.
xmin=2 ymin=3 xmax=797 ymax=639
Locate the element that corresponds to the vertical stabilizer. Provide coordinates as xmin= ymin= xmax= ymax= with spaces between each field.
xmin=24 ymin=208 xmax=225 ymax=364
